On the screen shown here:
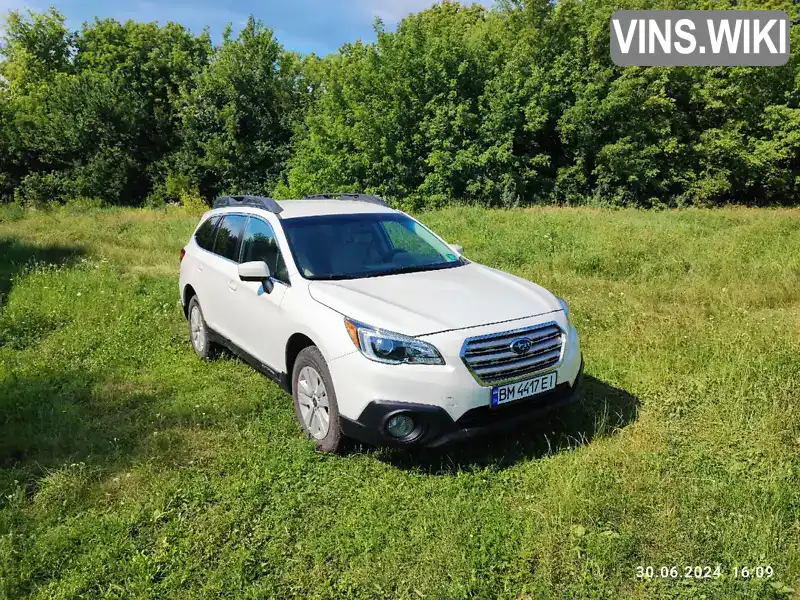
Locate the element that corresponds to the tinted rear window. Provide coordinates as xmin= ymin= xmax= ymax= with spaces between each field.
xmin=194 ymin=216 xmax=219 ymax=251
xmin=212 ymin=215 xmax=248 ymax=261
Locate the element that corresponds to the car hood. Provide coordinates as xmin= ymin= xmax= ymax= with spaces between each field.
xmin=308 ymin=263 xmax=561 ymax=336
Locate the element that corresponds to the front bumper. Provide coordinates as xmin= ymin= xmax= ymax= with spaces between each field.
xmin=340 ymin=357 xmax=584 ymax=448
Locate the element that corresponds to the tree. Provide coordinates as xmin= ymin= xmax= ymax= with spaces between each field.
xmin=0 ymin=8 xmax=74 ymax=94
xmin=1 ymin=1 xmax=799 ymax=208
xmin=0 ymin=10 xmax=211 ymax=204
xmin=176 ymin=17 xmax=305 ymax=199
xmin=280 ymin=3 xmax=502 ymax=207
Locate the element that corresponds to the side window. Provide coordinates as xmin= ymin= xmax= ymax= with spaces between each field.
xmin=212 ymin=215 xmax=248 ymax=261
xmin=240 ymin=217 xmax=289 ymax=283
xmin=194 ymin=216 xmax=219 ymax=251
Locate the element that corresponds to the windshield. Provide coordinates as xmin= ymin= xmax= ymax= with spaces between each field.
xmin=281 ymin=213 xmax=464 ymax=280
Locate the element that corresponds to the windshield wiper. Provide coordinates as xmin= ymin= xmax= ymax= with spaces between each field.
xmin=308 ymin=261 xmax=462 ymax=281
xmin=361 ymin=262 xmax=461 ymax=279
xmin=308 ymin=274 xmax=359 ymax=281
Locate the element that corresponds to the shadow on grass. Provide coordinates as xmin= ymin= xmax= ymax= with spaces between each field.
xmin=372 ymin=375 xmax=640 ymax=474
xmin=0 ymin=368 xmax=169 ymax=502
xmin=0 ymin=236 xmax=85 ymax=307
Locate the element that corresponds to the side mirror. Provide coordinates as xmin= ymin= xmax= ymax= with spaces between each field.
xmin=238 ymin=260 xmax=270 ymax=280
xmin=239 ymin=261 xmax=274 ymax=293
xmin=450 ymin=244 xmax=464 ymax=256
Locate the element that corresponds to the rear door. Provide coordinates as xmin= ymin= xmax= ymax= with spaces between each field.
xmin=182 ymin=214 xmax=220 ymax=310
xmin=230 ymin=216 xmax=290 ymax=369
xmin=202 ymin=214 xmax=247 ymax=340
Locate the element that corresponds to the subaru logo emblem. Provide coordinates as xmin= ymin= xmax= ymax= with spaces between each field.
xmin=509 ymin=337 xmax=534 ymax=355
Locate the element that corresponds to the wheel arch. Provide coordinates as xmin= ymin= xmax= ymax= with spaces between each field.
xmin=182 ymin=284 xmax=197 ymax=318
xmin=285 ymin=333 xmax=317 ymax=393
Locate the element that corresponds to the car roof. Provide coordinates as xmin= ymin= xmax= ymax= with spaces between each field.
xmin=277 ymin=199 xmax=397 ymax=218
xmin=207 ymin=198 xmax=399 ymax=220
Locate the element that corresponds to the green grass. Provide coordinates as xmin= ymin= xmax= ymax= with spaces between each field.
xmin=0 ymin=204 xmax=798 ymax=599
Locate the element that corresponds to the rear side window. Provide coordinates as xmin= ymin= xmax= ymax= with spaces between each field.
xmin=212 ymin=215 xmax=248 ymax=261
xmin=194 ymin=216 xmax=219 ymax=251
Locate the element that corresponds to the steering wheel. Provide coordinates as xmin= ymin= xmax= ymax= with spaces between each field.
xmin=385 ymin=248 xmax=410 ymax=261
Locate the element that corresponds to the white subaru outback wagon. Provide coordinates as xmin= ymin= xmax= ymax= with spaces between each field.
xmin=179 ymin=194 xmax=583 ymax=452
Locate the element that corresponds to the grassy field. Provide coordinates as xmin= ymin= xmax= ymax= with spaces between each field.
xmin=0 ymin=204 xmax=798 ymax=599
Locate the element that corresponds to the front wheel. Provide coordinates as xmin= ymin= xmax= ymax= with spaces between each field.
xmin=292 ymin=346 xmax=344 ymax=453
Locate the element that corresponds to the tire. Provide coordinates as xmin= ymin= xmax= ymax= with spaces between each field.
xmin=187 ymin=296 xmax=217 ymax=360
xmin=292 ymin=346 xmax=344 ymax=453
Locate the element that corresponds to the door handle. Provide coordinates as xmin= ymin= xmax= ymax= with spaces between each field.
xmin=227 ymin=280 xmax=238 ymax=291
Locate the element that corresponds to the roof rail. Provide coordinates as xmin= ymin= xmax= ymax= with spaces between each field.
xmin=212 ymin=195 xmax=283 ymax=214
xmin=302 ymin=193 xmax=389 ymax=208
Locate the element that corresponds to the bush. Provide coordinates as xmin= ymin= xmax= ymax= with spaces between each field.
xmin=70 ymin=149 xmax=137 ymax=205
xmin=14 ymin=172 xmax=70 ymax=207
xmin=180 ymin=191 xmax=208 ymax=214
xmin=0 ymin=201 xmax=27 ymax=223
xmin=155 ymin=171 xmax=206 ymax=212
xmin=63 ymin=196 xmax=104 ymax=212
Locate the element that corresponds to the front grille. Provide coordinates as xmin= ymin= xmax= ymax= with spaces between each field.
xmin=460 ymin=322 xmax=564 ymax=385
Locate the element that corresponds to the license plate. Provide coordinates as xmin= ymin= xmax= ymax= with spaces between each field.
xmin=491 ymin=372 xmax=557 ymax=407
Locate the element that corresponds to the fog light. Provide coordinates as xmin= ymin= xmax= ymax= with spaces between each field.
xmin=385 ymin=414 xmax=415 ymax=438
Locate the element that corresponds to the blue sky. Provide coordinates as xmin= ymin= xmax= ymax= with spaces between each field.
xmin=1 ymin=0 xmax=494 ymax=55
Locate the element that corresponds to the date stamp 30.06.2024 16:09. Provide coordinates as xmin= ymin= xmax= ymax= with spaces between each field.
xmin=635 ymin=565 xmax=776 ymax=581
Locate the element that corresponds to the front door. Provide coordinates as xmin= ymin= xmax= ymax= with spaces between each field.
xmin=231 ymin=216 xmax=291 ymax=371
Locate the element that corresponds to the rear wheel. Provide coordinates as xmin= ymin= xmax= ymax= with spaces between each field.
xmin=292 ymin=346 xmax=344 ymax=453
xmin=187 ymin=296 xmax=217 ymax=359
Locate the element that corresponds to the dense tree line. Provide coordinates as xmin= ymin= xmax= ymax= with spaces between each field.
xmin=1 ymin=1 xmax=798 ymax=209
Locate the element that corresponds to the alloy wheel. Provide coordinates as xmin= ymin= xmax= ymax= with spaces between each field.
xmin=296 ymin=366 xmax=330 ymax=440
xmin=190 ymin=305 xmax=206 ymax=352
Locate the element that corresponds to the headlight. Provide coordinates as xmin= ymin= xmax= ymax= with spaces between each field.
xmin=344 ymin=318 xmax=445 ymax=365
xmin=557 ymin=297 xmax=572 ymax=324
